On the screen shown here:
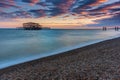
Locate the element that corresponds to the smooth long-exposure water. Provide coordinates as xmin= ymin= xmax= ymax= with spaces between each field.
xmin=0 ymin=29 xmax=120 ymax=69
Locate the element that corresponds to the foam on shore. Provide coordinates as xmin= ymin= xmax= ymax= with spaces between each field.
xmin=0 ymin=33 xmax=120 ymax=70
xmin=0 ymin=37 xmax=120 ymax=79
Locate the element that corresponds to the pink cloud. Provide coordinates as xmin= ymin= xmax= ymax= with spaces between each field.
xmin=30 ymin=0 xmax=40 ymax=6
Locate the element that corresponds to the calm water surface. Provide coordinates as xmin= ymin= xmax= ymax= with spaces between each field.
xmin=0 ymin=29 xmax=120 ymax=69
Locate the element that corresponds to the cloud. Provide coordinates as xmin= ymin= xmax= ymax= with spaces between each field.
xmin=37 ymin=0 xmax=74 ymax=16
xmin=0 ymin=0 xmax=119 ymax=18
xmin=29 ymin=7 xmax=64 ymax=17
xmin=0 ymin=0 xmax=120 ymax=28
xmin=29 ymin=9 xmax=45 ymax=17
xmin=0 ymin=3 xmax=19 ymax=9
xmin=87 ymin=14 xmax=120 ymax=27
xmin=45 ymin=7 xmax=64 ymax=16
xmin=0 ymin=0 xmax=20 ymax=9
xmin=70 ymin=0 xmax=107 ymax=13
xmin=88 ymin=1 xmax=120 ymax=12
xmin=11 ymin=11 xmax=32 ymax=18
xmin=22 ymin=0 xmax=40 ymax=5
xmin=0 ymin=12 xmax=10 ymax=18
xmin=0 ymin=11 xmax=32 ymax=19
xmin=22 ymin=0 xmax=39 ymax=3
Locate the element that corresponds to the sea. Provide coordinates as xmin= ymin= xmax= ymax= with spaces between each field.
xmin=0 ymin=29 xmax=120 ymax=69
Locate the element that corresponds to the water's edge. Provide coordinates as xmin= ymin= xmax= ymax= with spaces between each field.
xmin=0 ymin=34 xmax=119 ymax=70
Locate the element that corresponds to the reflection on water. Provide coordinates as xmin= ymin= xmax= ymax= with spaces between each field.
xmin=0 ymin=29 xmax=119 ymax=69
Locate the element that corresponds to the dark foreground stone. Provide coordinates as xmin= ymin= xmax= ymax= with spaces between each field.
xmin=0 ymin=37 xmax=120 ymax=80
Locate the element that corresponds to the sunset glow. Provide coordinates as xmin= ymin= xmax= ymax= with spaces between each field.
xmin=0 ymin=0 xmax=120 ymax=29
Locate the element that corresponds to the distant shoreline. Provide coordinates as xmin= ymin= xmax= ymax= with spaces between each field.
xmin=0 ymin=37 xmax=120 ymax=79
xmin=0 ymin=28 xmax=118 ymax=30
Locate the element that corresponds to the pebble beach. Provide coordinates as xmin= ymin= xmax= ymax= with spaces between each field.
xmin=0 ymin=37 xmax=120 ymax=80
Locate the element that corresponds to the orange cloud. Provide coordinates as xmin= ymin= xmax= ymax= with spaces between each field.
xmin=89 ymin=0 xmax=108 ymax=6
xmin=59 ymin=0 xmax=74 ymax=12
xmin=93 ymin=3 xmax=120 ymax=13
xmin=30 ymin=0 xmax=39 ymax=6
xmin=98 ymin=0 xmax=108 ymax=3
xmin=0 ymin=14 xmax=112 ymax=29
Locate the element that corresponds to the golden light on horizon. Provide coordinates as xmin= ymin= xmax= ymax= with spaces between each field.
xmin=0 ymin=14 xmax=112 ymax=29
xmin=99 ymin=0 xmax=108 ymax=3
xmin=0 ymin=0 xmax=119 ymax=28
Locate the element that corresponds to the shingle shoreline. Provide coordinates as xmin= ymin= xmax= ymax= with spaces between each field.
xmin=0 ymin=37 xmax=120 ymax=80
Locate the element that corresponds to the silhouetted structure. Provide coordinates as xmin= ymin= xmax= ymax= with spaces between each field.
xmin=103 ymin=27 xmax=107 ymax=31
xmin=42 ymin=27 xmax=51 ymax=30
xmin=115 ymin=27 xmax=119 ymax=31
xmin=23 ymin=22 xmax=42 ymax=30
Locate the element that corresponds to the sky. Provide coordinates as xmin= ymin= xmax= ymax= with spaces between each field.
xmin=0 ymin=0 xmax=120 ymax=29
